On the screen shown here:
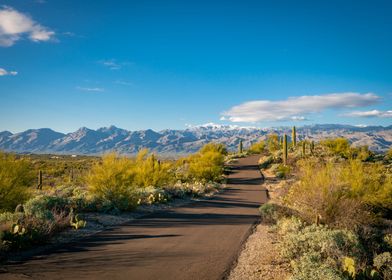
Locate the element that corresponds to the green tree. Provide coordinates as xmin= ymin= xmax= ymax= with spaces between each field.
xmin=0 ymin=152 xmax=33 ymax=212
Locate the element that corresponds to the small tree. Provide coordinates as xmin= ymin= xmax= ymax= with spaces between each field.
xmin=0 ymin=152 xmax=33 ymax=212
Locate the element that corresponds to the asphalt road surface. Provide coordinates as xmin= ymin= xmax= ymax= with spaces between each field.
xmin=2 ymin=154 xmax=267 ymax=280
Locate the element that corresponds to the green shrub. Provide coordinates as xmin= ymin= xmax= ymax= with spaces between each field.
xmin=275 ymin=164 xmax=291 ymax=178
xmin=185 ymin=143 xmax=226 ymax=183
xmin=133 ymin=149 xmax=175 ymax=187
xmin=86 ymin=153 xmax=138 ymax=211
xmin=199 ymin=142 xmax=228 ymax=156
xmin=267 ymin=134 xmax=280 ymax=152
xmin=0 ymin=152 xmax=34 ymax=212
xmin=290 ymin=252 xmax=343 ymax=280
xmin=279 ymin=224 xmax=361 ymax=261
xmin=373 ymin=252 xmax=392 ymax=279
xmin=278 ymin=218 xmax=363 ymax=280
xmin=277 ymin=217 xmax=304 ymax=236
xmin=248 ymin=140 xmax=266 ymax=154
xmin=258 ymin=155 xmax=273 ymax=169
xmin=285 ymin=159 xmax=375 ymax=229
xmin=137 ymin=186 xmax=169 ymax=205
xmin=259 ymin=203 xmax=294 ymax=224
xmin=320 ymin=138 xmax=352 ymax=158
xmin=24 ymin=195 xmax=71 ymax=220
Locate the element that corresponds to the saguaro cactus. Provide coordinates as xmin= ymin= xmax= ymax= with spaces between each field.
xmin=283 ymin=134 xmax=288 ymax=165
xmin=70 ymin=167 xmax=74 ymax=182
xmin=239 ymin=139 xmax=243 ymax=154
xmin=292 ymin=126 xmax=297 ymax=147
xmin=37 ymin=170 xmax=43 ymax=190
xmin=302 ymin=141 xmax=306 ymax=156
xmin=310 ymin=140 xmax=315 ymax=154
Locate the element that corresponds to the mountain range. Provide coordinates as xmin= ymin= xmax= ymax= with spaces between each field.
xmin=0 ymin=123 xmax=391 ymax=155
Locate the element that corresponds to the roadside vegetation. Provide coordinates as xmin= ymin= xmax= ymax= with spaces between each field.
xmin=0 ymin=143 xmax=227 ymax=258
xmin=255 ymin=128 xmax=392 ymax=280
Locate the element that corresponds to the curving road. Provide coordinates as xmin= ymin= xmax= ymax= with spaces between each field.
xmin=2 ymin=155 xmax=267 ymax=280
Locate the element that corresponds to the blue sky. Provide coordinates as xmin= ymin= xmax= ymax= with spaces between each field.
xmin=0 ymin=0 xmax=391 ymax=133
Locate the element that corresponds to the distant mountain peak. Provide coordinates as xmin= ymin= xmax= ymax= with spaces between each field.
xmin=0 ymin=124 xmax=390 ymax=155
xmin=186 ymin=122 xmax=260 ymax=131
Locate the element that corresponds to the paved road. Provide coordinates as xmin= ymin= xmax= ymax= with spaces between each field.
xmin=2 ymin=155 xmax=267 ymax=280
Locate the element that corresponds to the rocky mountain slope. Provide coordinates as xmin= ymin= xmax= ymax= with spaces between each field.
xmin=0 ymin=123 xmax=391 ymax=155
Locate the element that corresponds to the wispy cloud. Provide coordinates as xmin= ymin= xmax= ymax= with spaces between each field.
xmin=0 ymin=6 xmax=55 ymax=47
xmin=344 ymin=110 xmax=392 ymax=118
xmin=99 ymin=59 xmax=131 ymax=70
xmin=100 ymin=60 xmax=121 ymax=70
xmin=114 ymin=80 xmax=133 ymax=86
xmin=76 ymin=86 xmax=105 ymax=92
xmin=222 ymin=92 xmax=380 ymax=122
xmin=0 ymin=67 xmax=17 ymax=76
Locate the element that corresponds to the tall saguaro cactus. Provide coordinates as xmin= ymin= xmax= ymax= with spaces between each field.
xmin=283 ymin=134 xmax=288 ymax=165
xmin=310 ymin=141 xmax=315 ymax=155
xmin=239 ymin=139 xmax=243 ymax=154
xmin=70 ymin=167 xmax=74 ymax=183
xmin=292 ymin=126 xmax=297 ymax=147
xmin=37 ymin=170 xmax=43 ymax=190
xmin=302 ymin=141 xmax=306 ymax=157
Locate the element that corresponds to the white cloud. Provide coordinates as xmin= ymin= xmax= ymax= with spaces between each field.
xmin=0 ymin=6 xmax=54 ymax=47
xmin=99 ymin=59 xmax=132 ymax=70
xmin=99 ymin=59 xmax=121 ymax=70
xmin=114 ymin=80 xmax=133 ymax=86
xmin=0 ymin=67 xmax=17 ymax=76
xmin=290 ymin=116 xmax=308 ymax=121
xmin=76 ymin=86 xmax=105 ymax=92
xmin=222 ymin=92 xmax=379 ymax=122
xmin=344 ymin=110 xmax=392 ymax=118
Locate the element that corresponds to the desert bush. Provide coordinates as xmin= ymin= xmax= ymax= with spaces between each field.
xmin=267 ymin=134 xmax=280 ymax=152
xmin=185 ymin=143 xmax=226 ymax=183
xmin=136 ymin=186 xmax=169 ymax=205
xmin=386 ymin=148 xmax=392 ymax=160
xmin=0 ymin=152 xmax=34 ymax=212
xmin=352 ymin=145 xmax=374 ymax=162
xmin=279 ymin=223 xmax=362 ymax=261
xmin=285 ymin=159 xmax=375 ymax=229
xmin=1 ymin=210 xmax=70 ymax=251
xmin=277 ymin=217 xmax=304 ymax=236
xmin=275 ymin=164 xmax=291 ymax=178
xmin=199 ymin=142 xmax=228 ymax=156
xmin=278 ymin=218 xmax=363 ymax=280
xmin=259 ymin=203 xmax=294 ymax=224
xmin=258 ymin=155 xmax=273 ymax=169
xmin=320 ymin=138 xmax=352 ymax=158
xmin=248 ymin=140 xmax=266 ymax=154
xmin=373 ymin=252 xmax=392 ymax=279
xmin=290 ymin=252 xmax=343 ymax=280
xmin=341 ymin=160 xmax=392 ymax=214
xmin=86 ymin=153 xmax=138 ymax=211
xmin=133 ymin=149 xmax=175 ymax=187
xmin=24 ymin=195 xmax=71 ymax=220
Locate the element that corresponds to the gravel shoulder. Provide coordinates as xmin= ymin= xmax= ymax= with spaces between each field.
xmin=228 ymin=164 xmax=292 ymax=280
